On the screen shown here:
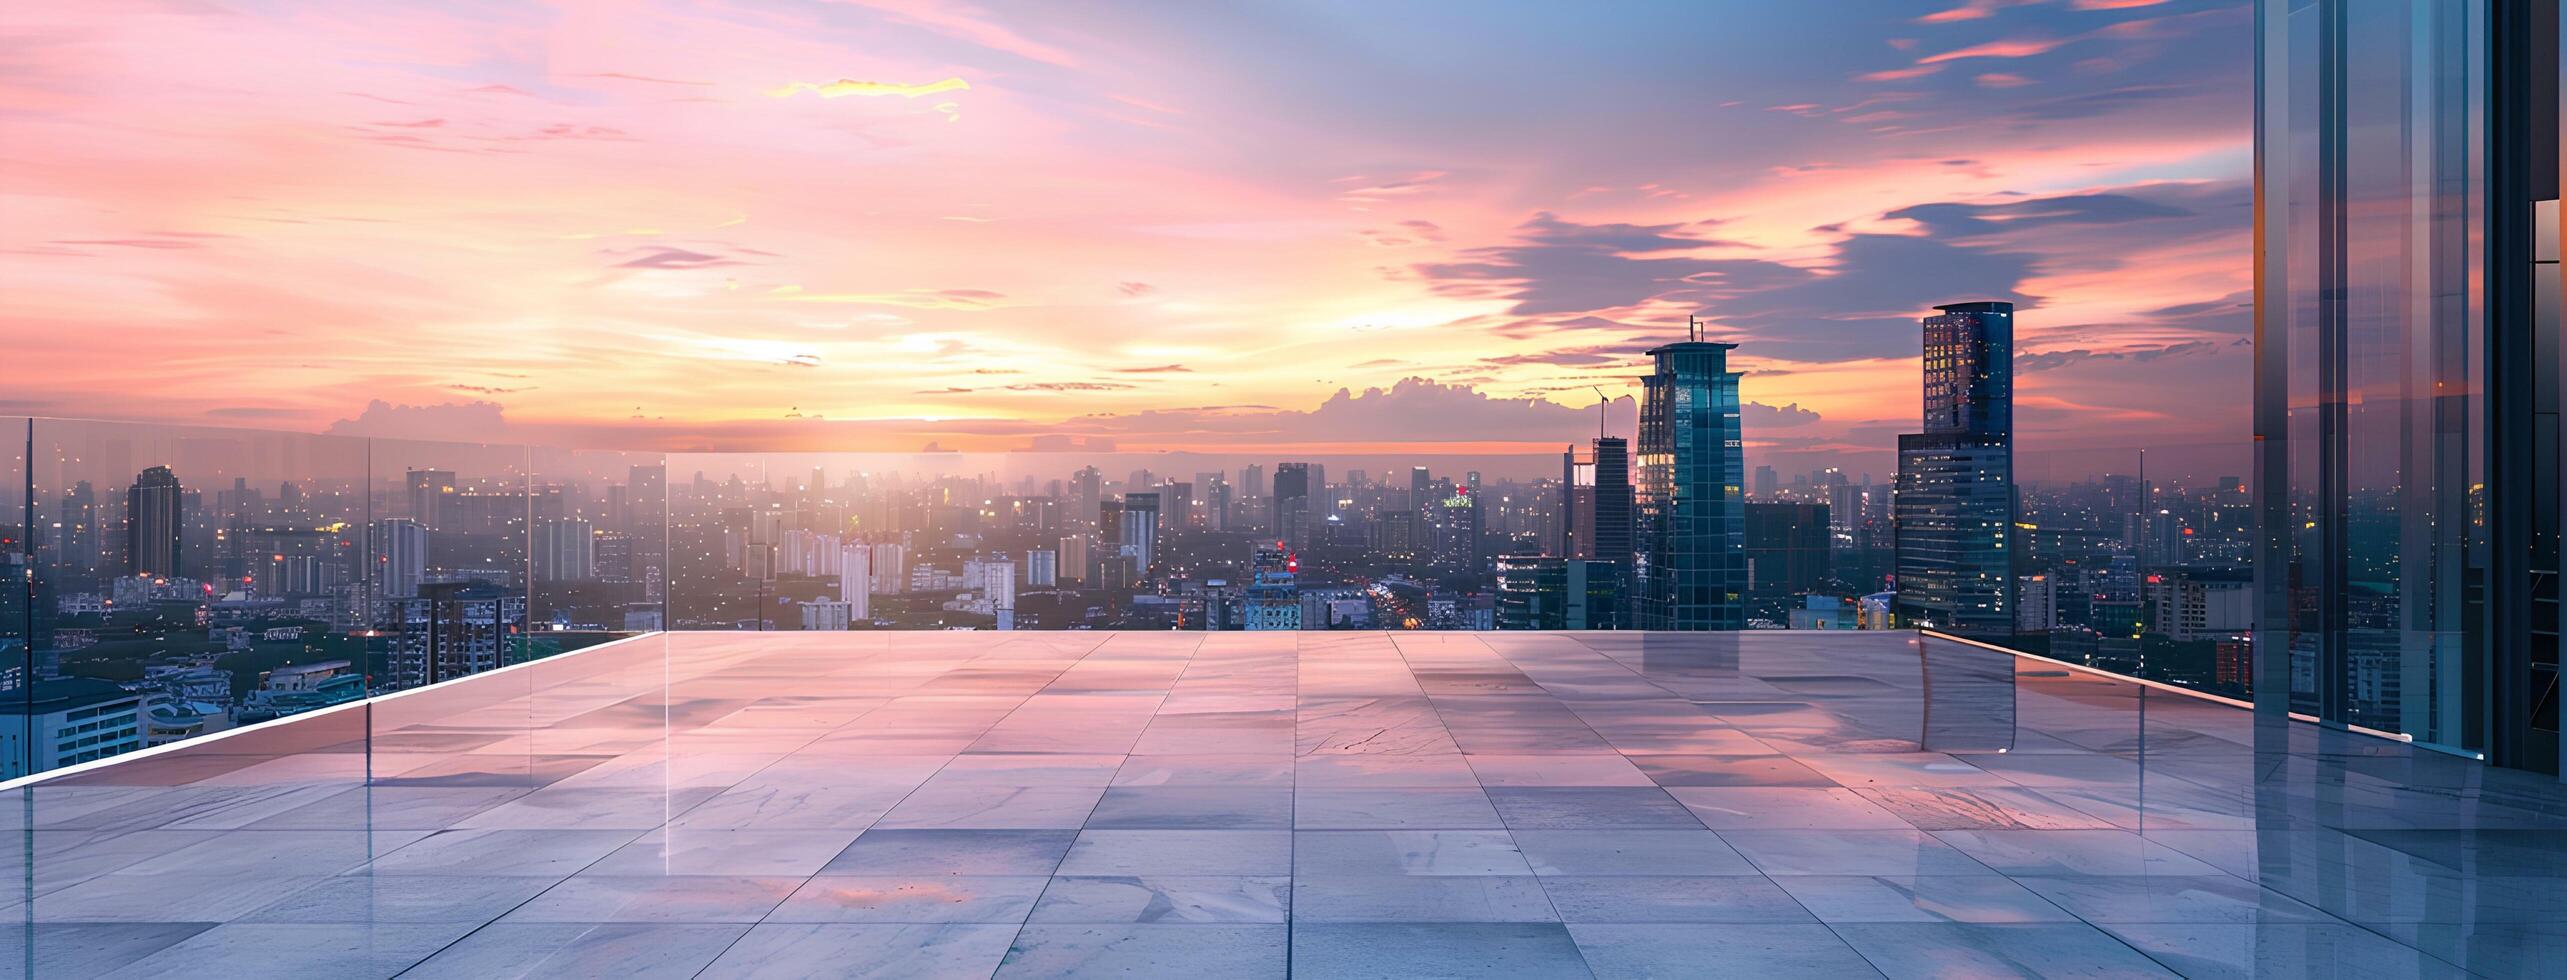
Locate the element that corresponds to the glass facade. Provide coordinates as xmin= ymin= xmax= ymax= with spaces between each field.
xmin=2254 ymin=0 xmax=2561 ymax=765
xmin=1634 ymin=339 xmax=1745 ymax=630
xmin=1894 ymin=302 xmax=2017 ymax=638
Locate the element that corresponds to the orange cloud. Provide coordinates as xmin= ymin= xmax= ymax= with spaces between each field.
xmin=1920 ymin=38 xmax=2067 ymax=64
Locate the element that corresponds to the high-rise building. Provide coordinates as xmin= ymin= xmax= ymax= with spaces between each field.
xmin=1025 ymin=549 xmax=1058 ymax=587
xmin=1058 ymin=535 xmax=1090 ymax=585
xmin=1744 ymin=502 xmax=1831 ymax=622
xmin=1633 ymin=327 xmax=1745 ymax=630
xmin=373 ymin=518 xmax=428 ymax=599
xmin=53 ymin=481 xmax=97 ymax=573
xmin=2254 ymin=0 xmax=2558 ymax=766
xmin=1272 ymin=463 xmax=1311 ymax=549
xmin=869 ymin=542 xmax=907 ymax=595
xmin=1073 ymin=466 xmax=1104 ymax=528
xmin=124 ymin=466 xmax=183 ymax=579
xmin=1589 ymin=437 xmax=1632 ymax=628
xmin=1120 ymin=492 xmax=1160 ymax=578
xmin=839 ymin=541 xmax=870 ymax=621
xmin=982 ymin=559 xmax=1016 ymax=630
xmin=1097 ymin=497 xmax=1128 ymax=589
xmin=1239 ymin=464 xmax=1266 ymax=530
xmin=533 ymin=518 xmax=595 ymax=582
xmin=1893 ymin=301 xmax=2015 ymax=637
xmin=1496 ymin=555 xmax=1619 ymax=630
xmin=628 ymin=464 xmax=666 ymax=600
xmin=1752 ymin=465 xmax=1779 ymax=499
xmin=1196 ymin=472 xmax=1231 ymax=531
xmin=406 ymin=469 xmax=457 ymax=530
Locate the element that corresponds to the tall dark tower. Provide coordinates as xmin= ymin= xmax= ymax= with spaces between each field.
xmin=1272 ymin=463 xmax=1312 ymax=549
xmin=1634 ymin=323 xmax=1745 ymax=630
xmin=125 ymin=466 xmax=184 ymax=579
xmin=1893 ymin=300 xmax=2015 ymax=636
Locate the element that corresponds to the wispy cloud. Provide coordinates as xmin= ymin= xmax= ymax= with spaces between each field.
xmin=767 ymin=77 xmax=971 ymax=99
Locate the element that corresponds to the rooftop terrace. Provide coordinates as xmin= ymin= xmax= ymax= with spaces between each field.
xmin=3 ymin=630 xmax=2560 ymax=978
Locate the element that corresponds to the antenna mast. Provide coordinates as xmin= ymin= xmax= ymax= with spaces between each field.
xmin=1591 ymin=386 xmax=1610 ymax=440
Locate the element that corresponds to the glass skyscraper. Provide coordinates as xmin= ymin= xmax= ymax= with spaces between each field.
xmin=1634 ymin=334 xmax=1744 ymax=630
xmin=2255 ymin=0 xmax=2559 ymax=768
xmin=1893 ymin=301 xmax=2016 ymax=637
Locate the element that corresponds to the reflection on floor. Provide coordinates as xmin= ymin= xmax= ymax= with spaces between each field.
xmin=5 ymin=630 xmax=2564 ymax=978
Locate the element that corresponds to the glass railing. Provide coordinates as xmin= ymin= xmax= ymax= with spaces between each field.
xmin=6 ymin=414 xmax=2305 ymax=780
xmin=3 ymin=418 xmax=666 ymax=784
xmin=4 ymin=418 xmax=1593 ymax=779
xmin=1996 ymin=441 xmax=2259 ymax=704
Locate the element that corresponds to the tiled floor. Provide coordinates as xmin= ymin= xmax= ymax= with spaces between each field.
xmin=6 ymin=630 xmax=2567 ymax=977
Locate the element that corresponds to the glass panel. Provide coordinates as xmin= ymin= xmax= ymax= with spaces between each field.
xmin=364 ymin=436 xmax=533 ymax=788
xmin=2263 ymin=0 xmax=2487 ymax=747
xmin=524 ymin=446 xmax=666 ymax=652
xmin=19 ymin=418 xmax=369 ymax=777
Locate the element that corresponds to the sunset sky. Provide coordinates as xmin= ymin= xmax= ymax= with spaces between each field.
xmin=1 ymin=0 xmax=2251 ymax=473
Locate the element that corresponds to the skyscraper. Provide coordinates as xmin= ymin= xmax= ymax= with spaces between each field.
xmin=406 ymin=469 xmax=456 ymax=530
xmin=1097 ymin=496 xmax=1129 ymax=590
xmin=1892 ymin=301 xmax=2015 ymax=637
xmin=839 ymin=541 xmax=871 ymax=621
xmin=1058 ymin=534 xmax=1090 ymax=585
xmin=1560 ymin=435 xmax=1634 ymax=628
xmin=533 ymin=518 xmax=596 ymax=582
xmin=628 ymin=463 xmax=666 ymax=601
xmin=1633 ymin=326 xmax=1745 ymax=630
xmin=1591 ymin=437 xmax=1633 ymax=597
xmin=1272 ymin=463 xmax=1311 ymax=549
xmin=1120 ymin=492 xmax=1160 ymax=578
xmin=124 ymin=466 xmax=183 ymax=579
xmin=373 ymin=518 xmax=427 ymax=599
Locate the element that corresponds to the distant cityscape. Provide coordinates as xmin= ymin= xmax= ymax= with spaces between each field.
xmin=0 ymin=299 xmax=2272 ymax=777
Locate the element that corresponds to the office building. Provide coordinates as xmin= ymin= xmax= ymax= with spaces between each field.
xmin=1744 ymin=502 xmax=1831 ymax=621
xmin=1272 ymin=463 xmax=1312 ymax=549
xmin=1633 ymin=325 xmax=1745 ymax=630
xmin=0 ymin=678 xmax=145 ymax=778
xmin=869 ymin=542 xmax=906 ymax=595
xmin=533 ymin=518 xmax=595 ymax=582
xmin=124 ymin=466 xmax=184 ymax=579
xmin=373 ymin=518 xmax=428 ymax=599
xmin=1025 ymin=548 xmax=1058 ymax=588
xmin=1120 ymin=492 xmax=1160 ymax=578
xmin=1057 ymin=535 xmax=1089 ymax=585
xmin=1496 ymin=555 xmax=1618 ymax=630
xmin=1893 ymin=301 xmax=2015 ymax=637
xmin=405 ymin=469 xmax=457 ymax=530
xmin=839 ymin=542 xmax=870 ymax=620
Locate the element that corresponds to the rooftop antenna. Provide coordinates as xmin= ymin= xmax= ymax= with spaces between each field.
xmin=1591 ymin=386 xmax=1610 ymax=440
xmin=1687 ymin=314 xmax=1706 ymax=342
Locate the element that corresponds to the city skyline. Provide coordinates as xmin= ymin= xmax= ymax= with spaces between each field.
xmin=2 ymin=1 xmax=2251 ymax=470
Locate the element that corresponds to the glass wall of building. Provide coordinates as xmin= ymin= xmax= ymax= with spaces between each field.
xmin=2255 ymin=0 xmax=2561 ymax=767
